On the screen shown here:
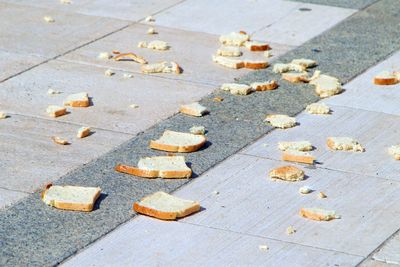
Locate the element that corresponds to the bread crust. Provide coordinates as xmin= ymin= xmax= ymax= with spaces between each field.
xmin=245 ymin=61 xmax=268 ymax=69
xmin=179 ymin=106 xmax=205 ymax=117
xmin=282 ymin=152 xmax=314 ymax=164
xmin=252 ymin=81 xmax=278 ymax=91
xmin=149 ymin=136 xmax=206 ymax=153
xmin=269 ymin=165 xmax=304 ymax=181
xmin=326 ymin=138 xmax=335 ymax=150
xmin=48 ymin=107 xmax=67 ymax=117
xmin=282 ymin=73 xmax=309 ymax=83
xmin=247 ymin=44 xmax=270 ymax=51
xmin=299 ymin=208 xmax=335 ymax=221
xmin=65 ymin=100 xmax=89 ymax=108
xmin=114 ymin=52 xmax=147 ymax=64
xmin=373 ymin=77 xmax=398 ymax=85
xmin=133 ymin=201 xmax=200 ymax=220
xmin=115 ymin=164 xmax=192 ymax=179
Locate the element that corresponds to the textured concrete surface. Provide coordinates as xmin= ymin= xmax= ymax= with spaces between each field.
xmin=0 ymin=188 xmax=28 ymax=210
xmin=361 ymin=260 xmax=400 ymax=267
xmin=289 ymin=0 xmax=379 ymax=9
xmin=373 ymin=232 xmax=400 ymax=265
xmin=0 ymin=50 xmax=45 ymax=82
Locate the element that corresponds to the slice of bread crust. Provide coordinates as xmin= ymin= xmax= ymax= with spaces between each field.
xmin=299 ymin=208 xmax=339 ymax=221
xmin=244 ymin=41 xmax=270 ymax=51
xmin=46 ymin=105 xmax=67 ymax=117
xmin=64 ymin=92 xmax=90 ymax=107
xmin=180 ymin=102 xmax=208 ymax=117
xmin=245 ymin=60 xmax=269 ymax=69
xmin=278 ymin=141 xmax=312 ymax=152
xmin=250 ymin=80 xmax=278 ymax=91
xmin=114 ymin=52 xmax=147 ymax=64
xmin=282 ymin=150 xmax=315 ymax=164
xmin=212 ymin=55 xmax=244 ymax=69
xmin=373 ymin=71 xmax=398 ymax=85
xmin=149 ymin=130 xmax=206 ymax=152
xmin=269 ymin=165 xmax=304 ymax=181
xmin=326 ymin=137 xmax=364 ymax=152
xmin=282 ymin=72 xmax=309 ymax=83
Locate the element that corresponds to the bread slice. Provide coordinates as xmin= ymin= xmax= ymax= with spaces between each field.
xmin=221 ymin=83 xmax=253 ymax=95
xmin=309 ymin=74 xmax=342 ymax=98
xmin=115 ymin=156 xmax=192 ymax=179
xmin=264 ymin=114 xmax=296 ymax=129
xmin=299 ymin=208 xmax=340 ymax=221
xmin=133 ymin=191 xmax=200 ymax=220
xmin=212 ymin=55 xmax=244 ymax=69
xmin=46 ymin=105 xmax=67 ymax=118
xmin=219 ymin=32 xmax=250 ymax=46
xmin=216 ymin=46 xmax=242 ymax=57
xmin=290 ymin=58 xmax=317 ymax=68
xmin=146 ymin=40 xmax=170 ymax=50
xmin=64 ymin=92 xmax=90 ymax=107
xmin=98 ymin=52 xmax=112 ymax=60
xmin=305 ymin=103 xmax=330 ymax=114
xmin=77 ymin=127 xmax=91 ymax=138
xmin=269 ymin=165 xmax=304 ymax=181
xmin=373 ymin=71 xmax=398 ymax=85
xmin=51 ymin=136 xmax=69 ymax=145
xmin=141 ymin=61 xmax=182 ymax=74
xmin=327 ymin=137 xmax=364 ymax=152
xmin=41 ymin=184 xmax=101 ymax=212
xmin=147 ymin=27 xmax=157 ymax=34
xmin=278 ymin=141 xmax=312 ymax=151
xmin=282 ymin=72 xmax=309 ymax=83
xmin=250 ymin=80 xmax=278 ymax=91
xmin=244 ymin=41 xmax=270 ymax=51
xmin=273 ymin=63 xmax=305 ymax=73
xmin=0 ymin=112 xmax=7 ymax=119
xmin=114 ymin=52 xmax=147 ymax=64
xmin=282 ymin=149 xmax=315 ymax=165
xmin=190 ymin=125 xmax=205 ymax=135
xmin=388 ymin=145 xmax=400 ymax=160
xmin=180 ymin=102 xmax=208 ymax=117
xmin=244 ymin=60 xmax=269 ymax=69
xmin=150 ymin=130 xmax=206 ymax=152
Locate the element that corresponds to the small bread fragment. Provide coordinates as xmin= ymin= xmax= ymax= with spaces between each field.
xmin=264 ymin=114 xmax=296 ymax=129
xmin=244 ymin=41 xmax=270 ymax=51
xmin=264 ymin=51 xmax=271 ymax=58
xmin=219 ymin=32 xmax=250 ymax=46
xmin=221 ymin=83 xmax=253 ymax=95
xmin=43 ymin=16 xmax=55 ymax=23
xmin=77 ymin=127 xmax=91 ymax=138
xmin=146 ymin=40 xmax=169 ymax=51
xmin=114 ymin=52 xmax=147 ymax=64
xmin=41 ymin=184 xmax=101 ymax=212
xmin=269 ymin=166 xmax=304 ymax=181
xmin=141 ymin=61 xmax=182 ymax=74
xmin=299 ymin=186 xmax=312 ymax=194
xmin=309 ymin=74 xmax=342 ymax=98
xmin=145 ymin=16 xmax=155 ymax=22
xmin=212 ymin=55 xmax=244 ymax=69
xmin=133 ymin=191 xmax=200 ymax=220
xmin=318 ymin=192 xmax=327 ymax=198
xmin=244 ymin=60 xmax=269 ymax=69
xmin=250 ymin=80 xmax=278 ymax=91
xmin=64 ymin=92 xmax=90 ymax=107
xmin=46 ymin=105 xmax=67 ymax=118
xmin=190 ymin=125 xmax=206 ymax=135
xmin=373 ymin=71 xmax=398 ymax=85
xmin=327 ymin=137 xmax=364 ymax=152
xmin=216 ymin=46 xmax=242 ymax=57
xmin=137 ymin=41 xmax=147 ymax=48
xmin=273 ymin=63 xmax=306 ymax=73
xmin=51 ymin=136 xmax=69 ymax=145
xmin=388 ymin=145 xmax=400 ymax=160
xmin=115 ymin=156 xmax=191 ymax=179
xmin=282 ymin=72 xmax=309 ymax=83
xmin=282 ymin=149 xmax=315 ymax=165
xmin=98 ymin=52 xmax=112 ymax=60
xmin=300 ymin=208 xmax=340 ymax=221
xmin=147 ymin=27 xmax=157 ymax=35
xmin=47 ymin=89 xmax=62 ymax=95
xmin=286 ymin=226 xmax=296 ymax=235
xmin=180 ymin=102 xmax=208 ymax=117
xmin=291 ymin=58 xmax=317 ymax=68
xmin=278 ymin=141 xmax=312 ymax=151
xmin=150 ymin=130 xmax=206 ymax=153
xmin=0 ymin=112 xmax=8 ymax=119
xmin=305 ymin=103 xmax=330 ymax=114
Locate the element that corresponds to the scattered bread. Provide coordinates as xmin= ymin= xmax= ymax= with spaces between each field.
xmin=43 ymin=16 xmax=55 ymax=23
xmin=41 ymin=184 xmax=101 ymax=212
xmin=318 ymin=192 xmax=327 ymax=198
xmin=47 ymin=89 xmax=62 ymax=95
xmin=98 ymin=52 xmax=112 ymax=60
xmin=373 ymin=71 xmax=398 ymax=85
xmin=60 ymin=0 xmax=72 ymax=4
xmin=286 ymin=226 xmax=296 ymax=235
xmin=221 ymin=83 xmax=252 ymax=95
xmin=291 ymin=58 xmax=317 ymax=68
xmin=264 ymin=51 xmax=271 ymax=58
xmin=309 ymin=74 xmax=342 ymax=98
xmin=244 ymin=60 xmax=269 ymax=69
xmin=269 ymin=166 xmax=304 ymax=181
xmin=282 ymin=149 xmax=315 ymax=165
xmin=250 ymin=80 xmax=278 ymax=91
xmin=138 ymin=41 xmax=147 ymax=48
xmin=141 ymin=61 xmax=182 ymax=74
xmin=212 ymin=55 xmax=244 ymax=69
xmin=273 ymin=63 xmax=305 ymax=73
xmin=146 ymin=40 xmax=169 ymax=51
xmin=282 ymin=72 xmax=309 ymax=83
xmin=77 ymin=127 xmax=91 ymax=138
xmin=150 ymin=130 xmax=206 ymax=153
xmin=300 ymin=208 xmax=340 ymax=221
xmin=305 ymin=103 xmax=330 ymax=114
xmin=145 ymin=16 xmax=155 ymax=22
xmin=259 ymin=245 xmax=269 ymax=251
xmin=190 ymin=125 xmax=206 ymax=135
xmin=64 ymin=92 xmax=90 ymax=107
xmin=147 ymin=27 xmax=157 ymax=34
xmin=388 ymin=145 xmax=400 ymax=160
xmin=46 ymin=105 xmax=67 ymax=118
xmin=219 ymin=32 xmax=250 ymax=46
xmin=133 ymin=191 xmax=200 ymax=220
xmin=115 ymin=156 xmax=192 ymax=179
xmin=114 ymin=52 xmax=147 ymax=64
xmin=264 ymin=114 xmax=296 ymax=129
xmin=299 ymin=186 xmax=312 ymax=194
xmin=244 ymin=41 xmax=270 ymax=51
xmin=327 ymin=137 xmax=364 ymax=152
xmin=0 ymin=112 xmax=7 ymax=119
xmin=213 ymin=97 xmax=224 ymax=102
xmin=123 ymin=73 xmax=134 ymax=79
xmin=51 ymin=136 xmax=69 ymax=145
xmin=180 ymin=102 xmax=208 ymax=117
xmin=216 ymin=46 xmax=242 ymax=57
xmin=278 ymin=141 xmax=312 ymax=151
xmin=130 ymin=104 xmax=139 ymax=109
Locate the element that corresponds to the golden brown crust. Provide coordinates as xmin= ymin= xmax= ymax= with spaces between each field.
xmin=248 ymin=44 xmax=270 ymax=51
xmin=282 ymin=73 xmax=309 ymax=83
xmin=115 ymin=164 xmax=192 ymax=179
xmin=282 ymin=152 xmax=315 ymax=165
xmin=254 ymin=81 xmax=278 ymax=91
xmin=50 ymin=108 xmax=67 ymax=117
xmin=171 ymin=61 xmax=182 ymax=74
xmin=269 ymin=165 xmax=304 ymax=181
xmin=245 ymin=61 xmax=268 ymax=69
xmin=373 ymin=77 xmax=398 ymax=85
xmin=326 ymin=138 xmax=335 ymax=150
xmin=179 ymin=106 xmax=204 ymax=117
xmin=51 ymin=136 xmax=69 ymax=145
xmin=66 ymin=100 xmax=89 ymax=108
xmin=114 ymin=52 xmax=147 ymax=64
xmin=299 ymin=208 xmax=332 ymax=221
xmin=149 ymin=136 xmax=206 ymax=153
xmin=133 ymin=200 xmax=200 ymax=220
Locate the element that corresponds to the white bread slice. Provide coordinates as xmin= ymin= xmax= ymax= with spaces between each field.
xmin=46 ymin=105 xmax=67 ymax=118
xmin=147 ymin=27 xmax=157 ymax=34
xmin=51 ymin=136 xmax=69 ymax=145
xmin=98 ymin=52 xmax=112 ymax=60
xmin=150 ymin=130 xmax=206 ymax=152
xmin=291 ymin=58 xmax=317 ymax=68
xmin=250 ymin=80 xmax=278 ymax=91
xmin=77 ymin=127 xmax=91 ymax=138
xmin=41 ymin=184 xmax=101 ymax=212
xmin=221 ymin=83 xmax=253 ymax=95
xmin=114 ymin=52 xmax=147 ymax=64
xmin=212 ymin=55 xmax=244 ymax=69
xmin=373 ymin=71 xmax=398 ymax=85
xmin=309 ymin=74 xmax=342 ymax=98
xmin=388 ymin=145 xmax=400 ymax=160
xmin=282 ymin=72 xmax=309 ymax=83
xmin=43 ymin=16 xmax=55 ymax=23
xmin=273 ymin=63 xmax=305 ymax=73
xmin=141 ymin=61 xmax=182 ymax=74
xmin=216 ymin=46 xmax=242 ymax=57
xmin=134 ymin=191 xmax=200 ymax=220
xmin=190 ymin=125 xmax=205 ymax=135
xmin=282 ymin=149 xmax=315 ymax=165
xmin=327 ymin=137 xmax=364 ymax=152
xmin=264 ymin=114 xmax=296 ymax=129
xmin=115 ymin=156 xmax=191 ymax=179
xmin=0 ymin=112 xmax=7 ymax=119
xmin=244 ymin=41 xmax=270 ymax=51
xmin=278 ymin=141 xmax=312 ymax=151
xmin=219 ymin=32 xmax=250 ymax=46
xmin=305 ymin=103 xmax=330 ymax=114
xmin=300 ymin=207 xmax=340 ymax=221
xmin=244 ymin=60 xmax=269 ymax=69
xmin=180 ymin=102 xmax=208 ymax=117
xmin=64 ymin=92 xmax=90 ymax=107
xmin=269 ymin=165 xmax=304 ymax=181
xmin=146 ymin=40 xmax=169 ymax=50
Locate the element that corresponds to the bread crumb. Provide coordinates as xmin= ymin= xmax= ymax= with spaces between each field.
xmin=138 ymin=41 xmax=147 ymax=48
xmin=286 ymin=226 xmax=296 ymax=235
xmin=105 ymin=69 xmax=115 ymax=76
xmin=77 ymin=127 xmax=91 ymax=138
xmin=190 ymin=125 xmax=206 ymax=135
xmin=43 ymin=16 xmax=55 ymax=23
xmin=318 ymin=192 xmax=327 ymax=198
xmin=145 ymin=16 xmax=155 ymax=22
xmin=60 ymin=0 xmax=72 ymax=3
xmin=212 ymin=190 xmax=220 ymax=195
xmin=299 ymin=186 xmax=312 ymax=194
xmin=264 ymin=51 xmax=271 ymax=58
xmin=147 ymin=27 xmax=157 ymax=34
xmin=264 ymin=114 xmax=296 ymax=129
xmin=130 ymin=104 xmax=139 ymax=109
xmin=213 ymin=97 xmax=224 ymax=102
xmin=98 ymin=52 xmax=112 ymax=60
xmin=123 ymin=73 xmax=134 ymax=79
xmin=259 ymin=245 xmax=269 ymax=251
xmin=51 ymin=136 xmax=69 ymax=145
xmin=0 ymin=112 xmax=8 ymax=119
xmin=47 ymin=89 xmax=62 ymax=95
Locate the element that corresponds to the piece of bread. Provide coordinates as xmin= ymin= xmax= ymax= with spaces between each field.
xmin=278 ymin=141 xmax=312 ymax=151
xmin=43 ymin=16 xmax=55 ymax=23
xmin=244 ymin=41 xmax=270 ymax=51
xmin=373 ymin=71 xmax=398 ymax=85
xmin=299 ymin=186 xmax=312 ymax=194
xmin=264 ymin=114 xmax=296 ymax=129
xmin=309 ymin=74 xmax=342 ymax=98
xmin=64 ymin=92 xmax=90 ymax=107
xmin=150 ymin=130 xmax=206 ymax=152
xmin=41 ymin=184 xmax=101 ymax=212
xmin=216 ymin=46 xmax=242 ymax=57
xmin=190 ymin=125 xmax=206 ymax=135
xmin=282 ymin=149 xmax=315 ymax=164
xmin=77 ymin=127 xmax=91 ymax=138
xmin=264 ymin=51 xmax=271 ymax=58
xmin=269 ymin=165 xmax=304 ymax=181
xmin=305 ymin=103 xmax=330 ymax=114
xmin=250 ymin=80 xmax=278 ymax=91
xmin=47 ymin=89 xmax=62 ymax=95
xmin=388 ymin=145 xmax=400 ymax=160
xmin=46 ymin=105 xmax=67 ymax=118
xmin=180 ymin=102 xmax=208 ymax=117
xmin=133 ymin=191 xmax=200 ymax=220
xmin=212 ymin=55 xmax=244 ymax=69
xmin=221 ymin=83 xmax=253 ymax=95
xmin=141 ymin=61 xmax=182 ymax=74
xmin=282 ymin=72 xmax=309 ymax=83
xmin=146 ymin=40 xmax=170 ymax=50
xmin=244 ymin=60 xmax=269 ymax=69
xmin=0 ymin=112 xmax=8 ymax=119
xmin=113 ymin=52 xmax=147 ymax=64
xmin=104 ymin=69 xmax=115 ymax=76
xmin=115 ymin=156 xmax=192 ymax=179
xmin=98 ymin=52 xmax=112 ymax=60
xmin=51 ymin=136 xmax=69 ymax=145
xmin=147 ymin=27 xmax=157 ymax=34
xmin=273 ymin=63 xmax=306 ymax=73
xmin=326 ymin=137 xmax=364 ymax=152
xmin=299 ymin=208 xmax=340 ymax=221
xmin=219 ymin=32 xmax=250 ymax=46
xmin=290 ymin=58 xmax=317 ymax=68
xmin=137 ymin=41 xmax=147 ymax=48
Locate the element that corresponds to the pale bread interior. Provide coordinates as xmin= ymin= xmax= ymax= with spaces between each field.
xmin=137 ymin=156 xmax=190 ymax=171
xmin=278 ymin=141 xmax=312 ymax=151
xmin=388 ymin=145 xmax=400 ymax=158
xmin=46 ymin=105 xmax=65 ymax=114
xmin=64 ymin=92 xmax=88 ymax=104
xmin=375 ymin=70 xmax=396 ymax=79
xmin=181 ymin=102 xmax=208 ymax=116
xmin=329 ymin=137 xmax=364 ymax=151
xmin=305 ymin=103 xmax=330 ymax=114
xmin=219 ymin=32 xmax=250 ymax=46
xmin=244 ymin=40 xmax=268 ymax=49
xmin=147 ymin=40 xmax=169 ymax=50
xmin=284 ymin=149 xmax=312 ymax=157
xmin=138 ymin=191 xmax=198 ymax=214
xmin=212 ymin=55 xmax=243 ymax=67
xmin=190 ymin=125 xmax=205 ymax=135
xmin=265 ymin=115 xmax=296 ymax=128
xmin=273 ymin=63 xmax=305 ymax=73
xmin=291 ymin=58 xmax=317 ymax=68
xmin=217 ymin=46 xmax=242 ymax=57
xmin=43 ymin=185 xmax=100 ymax=205
xmin=221 ymin=83 xmax=252 ymax=95
xmin=153 ymin=130 xmax=205 ymax=146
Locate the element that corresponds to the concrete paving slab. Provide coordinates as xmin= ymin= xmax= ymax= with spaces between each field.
xmin=0 ymin=59 xmax=215 ymax=134
xmin=61 ymin=216 xmax=363 ymax=267
xmin=289 ymin=0 xmax=378 ymax=9
xmin=252 ymin=3 xmax=356 ymax=46
xmin=0 ymin=188 xmax=28 ymax=210
xmin=177 ymin=155 xmax=400 ymax=257
xmin=0 ymin=2 xmax=128 ymax=58
xmin=373 ymin=232 xmax=400 ymax=265
xmin=361 ymin=260 xmax=400 ymax=267
xmin=61 ymin=23 xmax=294 ymax=86
xmin=0 ymin=114 xmax=132 ymax=193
